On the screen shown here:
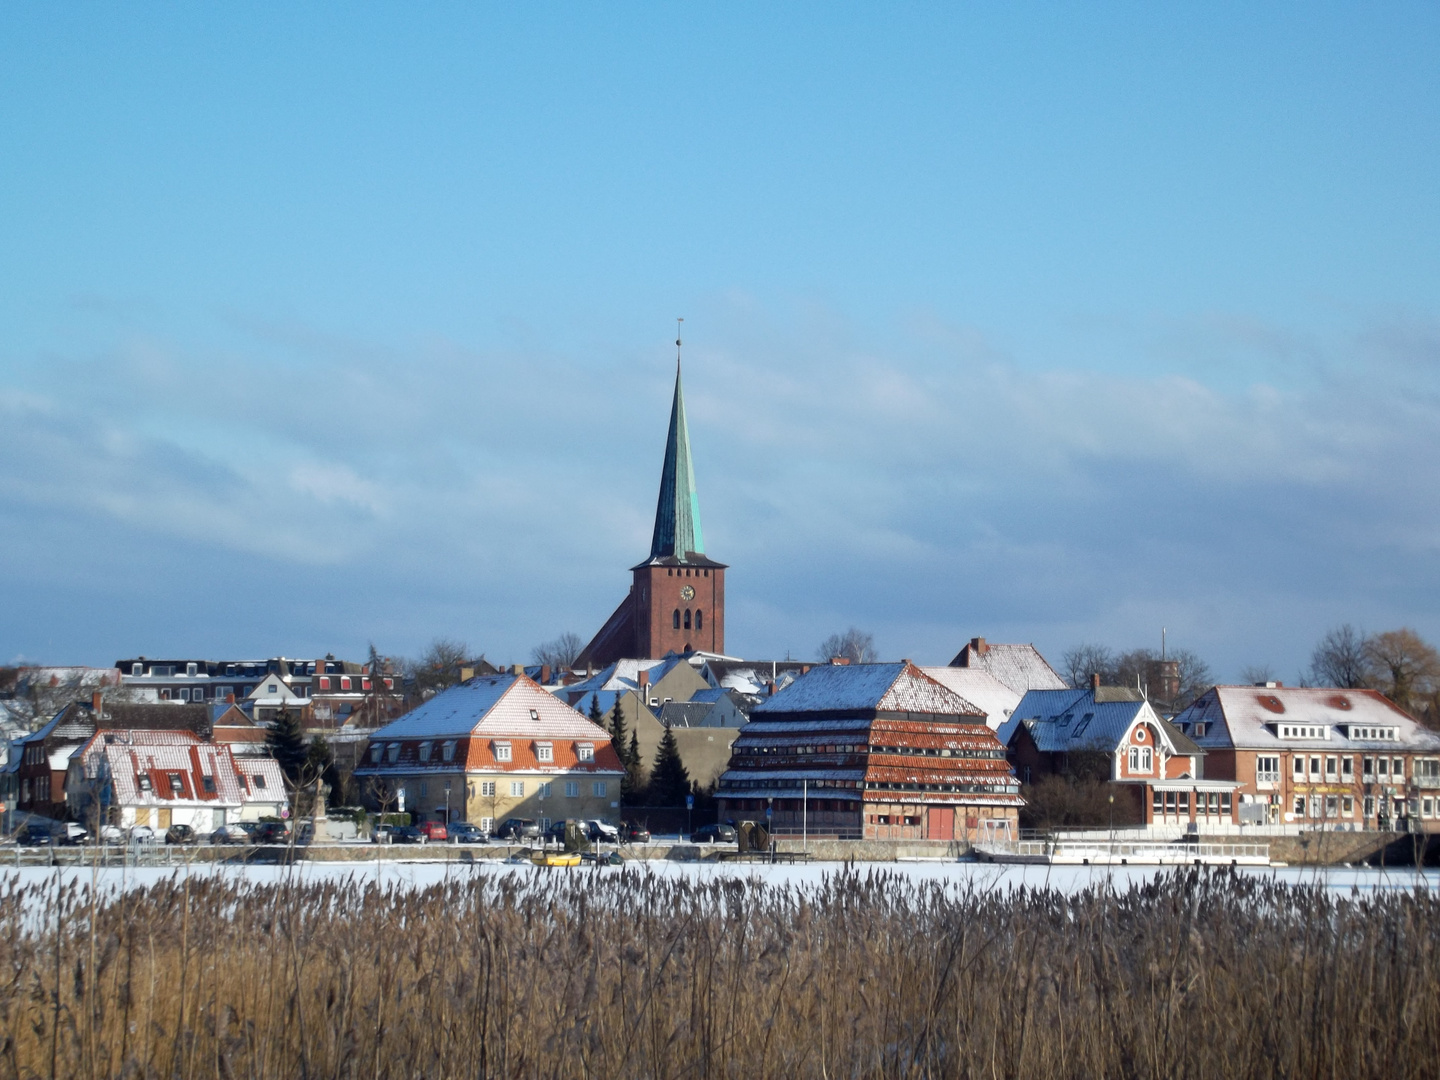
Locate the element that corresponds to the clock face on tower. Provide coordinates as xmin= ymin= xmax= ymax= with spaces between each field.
xmin=679 ymin=584 xmax=695 ymax=601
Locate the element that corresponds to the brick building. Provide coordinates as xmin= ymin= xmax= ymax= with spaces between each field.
xmin=577 ymin=356 xmax=726 ymax=666
xmin=1002 ymin=682 xmax=1241 ymax=827
xmin=716 ymin=662 xmax=1022 ymax=842
xmin=1172 ymin=684 xmax=1440 ymax=831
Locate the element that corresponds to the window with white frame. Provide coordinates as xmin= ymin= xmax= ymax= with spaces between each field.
xmin=1342 ymin=795 xmax=1354 ymax=817
xmin=493 ymin=741 xmax=512 ymax=762
xmin=592 ymin=781 xmax=607 ymax=798
xmin=535 ymin=742 xmax=553 ymax=763
xmin=1293 ymin=795 xmax=1305 ymax=817
xmin=565 ymin=781 xmax=580 ymax=798
xmin=1392 ymin=758 xmax=1404 ymax=781
xmin=131 ymin=663 xmax=143 ymax=676
xmin=576 ymin=743 xmax=595 ymax=762
xmin=1309 ymin=756 xmax=1321 ymax=779
xmin=480 ymin=781 xmax=496 ymax=797
xmin=479 ymin=817 xmax=494 ymax=832
xmin=178 ymin=689 xmax=190 ymax=702
xmin=538 ymin=782 xmax=552 ymax=799
xmin=386 ymin=742 xmax=400 ymax=763
xmin=1325 ymin=756 xmax=1337 ymax=779
xmin=1341 ymin=756 xmax=1354 ymax=779
xmin=441 ymin=740 xmax=456 ymax=762
xmin=340 ymin=677 xmax=351 ymax=690
xmin=418 ymin=742 xmax=432 ymax=762
xmin=1256 ymin=756 xmax=1280 ymax=783
xmin=1293 ymin=756 xmax=1305 ymax=780
xmin=509 ymin=780 xmax=525 ymax=797
xmin=187 ymin=662 xmax=198 ymax=676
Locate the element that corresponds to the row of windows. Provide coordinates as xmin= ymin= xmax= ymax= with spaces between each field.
xmin=371 ymin=740 xmax=595 ymax=765
xmin=1254 ymin=754 xmax=1440 ymax=784
xmin=672 ymin=609 xmax=703 ymax=630
xmin=132 ymin=662 xmax=359 ymax=678
xmin=471 ymin=779 xmax=606 ymax=799
xmin=740 ymin=744 xmax=1006 ymax=761
xmin=666 ymin=567 xmax=711 ymax=577
xmin=1152 ymin=790 xmax=1233 ymax=817
xmin=1127 ymin=746 xmax=1154 ymax=773
xmin=724 ymin=778 xmax=1015 ymax=794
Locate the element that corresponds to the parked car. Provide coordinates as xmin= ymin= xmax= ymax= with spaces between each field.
xmin=585 ymin=819 xmax=620 ymax=843
xmin=16 ymin=822 xmax=87 ymax=846
xmin=129 ymin=825 xmax=158 ymax=844
xmin=165 ymin=824 xmax=196 ymax=845
xmin=494 ymin=818 xmax=541 ymax=842
xmin=389 ymin=825 xmax=427 ymax=844
xmin=98 ymin=824 xmax=127 ymax=844
xmin=448 ymin=822 xmax=487 ymax=844
xmin=619 ymin=821 xmax=651 ymax=844
xmin=371 ymin=824 xmax=396 ymax=844
xmin=254 ymin=822 xmax=290 ymax=844
xmin=418 ymin=821 xmax=448 ymax=842
xmin=690 ymin=823 xmax=737 ymax=844
xmin=210 ymin=823 xmax=253 ymax=845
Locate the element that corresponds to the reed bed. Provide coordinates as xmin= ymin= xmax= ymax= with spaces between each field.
xmin=0 ymin=866 xmax=1437 ymax=1079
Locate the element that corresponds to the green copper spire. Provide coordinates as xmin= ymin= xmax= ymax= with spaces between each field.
xmin=649 ymin=353 xmax=705 ymax=561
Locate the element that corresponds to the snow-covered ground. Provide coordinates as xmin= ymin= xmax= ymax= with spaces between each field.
xmin=3 ymin=858 xmax=1436 ymax=901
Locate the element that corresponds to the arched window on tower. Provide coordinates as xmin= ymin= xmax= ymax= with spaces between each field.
xmin=684 ymin=610 xmax=692 ymax=630
xmin=672 ymin=610 xmax=680 ymax=630
xmin=695 ymin=610 xmax=703 ymax=630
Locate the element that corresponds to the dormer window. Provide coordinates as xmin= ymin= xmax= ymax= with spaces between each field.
xmin=576 ymin=743 xmax=595 ymax=762
xmin=441 ymin=740 xmax=456 ymax=762
xmin=131 ymin=663 xmax=144 ymax=676
xmin=386 ymin=742 xmax=401 ymax=763
xmin=535 ymin=742 xmax=554 ymax=763
xmin=187 ymin=663 xmax=198 ymax=676
xmin=370 ymin=744 xmax=382 ymax=763
xmin=319 ymin=677 xmax=330 ymax=690
xmin=1277 ymin=724 xmax=1330 ymax=740
xmin=418 ymin=741 xmax=433 ymax=762
xmin=340 ymin=677 xmax=351 ymax=690
xmin=493 ymin=741 xmax=512 ymax=762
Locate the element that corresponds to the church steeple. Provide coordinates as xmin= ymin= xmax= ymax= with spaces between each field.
xmin=648 ymin=352 xmax=705 ymax=562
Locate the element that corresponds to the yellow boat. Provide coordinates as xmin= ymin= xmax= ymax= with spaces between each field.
xmin=535 ymin=851 xmax=582 ymax=867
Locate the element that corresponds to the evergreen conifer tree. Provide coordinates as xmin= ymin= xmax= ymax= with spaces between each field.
xmin=587 ymin=693 xmax=604 ymax=726
xmin=266 ymin=706 xmax=309 ymax=782
xmin=648 ymin=721 xmax=690 ymax=807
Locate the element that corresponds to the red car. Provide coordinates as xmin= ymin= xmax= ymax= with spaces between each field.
xmin=418 ymin=822 xmax=448 ymax=842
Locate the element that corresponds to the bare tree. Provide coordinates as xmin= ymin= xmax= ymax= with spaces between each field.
xmin=1364 ymin=628 xmax=1440 ymax=714
xmin=407 ymin=638 xmax=470 ymax=699
xmin=816 ymin=628 xmax=878 ymax=665
xmin=1061 ymin=644 xmax=1114 ymax=689
xmin=532 ymin=632 xmax=583 ymax=672
xmin=1239 ymin=663 xmax=1276 ymax=686
xmin=1306 ymin=624 xmax=1375 ymax=689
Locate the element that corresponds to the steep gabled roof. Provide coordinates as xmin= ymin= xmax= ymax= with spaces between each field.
xmin=1174 ymin=685 xmax=1440 ymax=752
xmin=949 ymin=640 xmax=1066 ymax=695
xmin=919 ymin=667 xmax=1021 ymax=729
xmin=755 ymin=662 xmax=985 ymax=717
xmin=1003 ymin=687 xmax=1198 ymax=758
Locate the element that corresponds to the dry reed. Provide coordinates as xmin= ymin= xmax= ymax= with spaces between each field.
xmin=0 ymin=866 xmax=1436 ymax=1079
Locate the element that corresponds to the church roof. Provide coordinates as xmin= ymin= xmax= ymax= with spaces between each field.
xmin=646 ymin=359 xmax=706 ymax=564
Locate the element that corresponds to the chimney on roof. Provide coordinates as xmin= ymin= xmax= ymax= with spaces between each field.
xmin=540 ymin=664 xmax=552 ymax=685
xmin=511 ymin=664 xmax=524 ymax=675
xmin=637 ymin=669 xmax=650 ymax=690
xmin=92 ymin=691 xmax=103 ymax=714
xmin=767 ymin=680 xmax=777 ymax=696
xmin=226 ymin=693 xmax=235 ymax=704
xmin=1090 ymin=673 xmax=1101 ymax=693
xmin=971 ymin=637 xmax=988 ymax=656
xmin=801 ymin=664 xmax=811 ymax=675
xmin=829 ymin=656 xmax=850 ymax=665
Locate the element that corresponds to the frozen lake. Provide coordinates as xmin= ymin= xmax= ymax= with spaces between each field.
xmin=4 ymin=857 xmax=1437 ymax=901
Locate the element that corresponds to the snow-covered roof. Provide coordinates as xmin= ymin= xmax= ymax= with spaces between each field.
xmin=561 ymin=657 xmax=679 ymax=696
xmin=246 ymin=676 xmax=306 ymax=705
xmin=73 ymin=732 xmax=284 ymax=809
xmin=919 ymin=667 xmax=1021 ymax=729
xmin=948 ymin=641 xmax=1066 ymax=695
xmin=755 ymin=662 xmax=984 ymax=717
xmin=1173 ymin=685 xmax=1440 ymax=753
xmin=1003 ymin=688 xmax=1185 ymax=756
xmin=371 ymin=674 xmax=612 ymax=741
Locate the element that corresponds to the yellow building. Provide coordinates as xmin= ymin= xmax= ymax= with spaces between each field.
xmin=354 ymin=673 xmax=624 ymax=832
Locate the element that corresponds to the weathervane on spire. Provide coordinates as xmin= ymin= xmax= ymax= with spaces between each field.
xmin=676 ymin=317 xmax=683 ymax=367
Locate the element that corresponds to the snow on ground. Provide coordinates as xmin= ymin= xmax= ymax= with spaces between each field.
xmin=3 ymin=858 xmax=1437 ymax=903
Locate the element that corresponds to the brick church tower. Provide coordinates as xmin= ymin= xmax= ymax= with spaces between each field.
xmin=576 ymin=356 xmax=727 ymax=666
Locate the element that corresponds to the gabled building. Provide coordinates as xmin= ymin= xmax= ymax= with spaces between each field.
xmin=14 ymin=697 xmax=212 ymax=817
xmin=65 ymin=729 xmax=287 ymax=832
xmin=576 ymin=356 xmax=727 ymax=666
xmin=354 ymin=673 xmax=624 ymax=833
xmin=717 ymin=662 xmax=1022 ymax=842
xmin=1001 ymin=683 xmax=1238 ymax=827
xmin=948 ymin=637 xmax=1067 ymax=696
xmin=1172 ymin=684 xmax=1440 ymax=831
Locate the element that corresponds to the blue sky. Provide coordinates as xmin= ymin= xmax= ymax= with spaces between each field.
xmin=2 ymin=5 xmax=1438 ymax=680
